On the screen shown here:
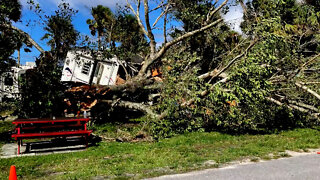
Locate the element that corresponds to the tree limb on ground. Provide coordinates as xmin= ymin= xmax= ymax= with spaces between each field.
xmin=288 ymin=100 xmax=319 ymax=113
xmin=295 ymin=82 xmax=320 ymax=101
xmin=198 ymin=38 xmax=258 ymax=79
xmin=180 ymin=39 xmax=258 ymax=108
xmin=100 ymin=100 xmax=159 ymax=118
xmin=266 ymin=97 xmax=319 ymax=119
xmin=290 ymin=53 xmax=320 ymax=79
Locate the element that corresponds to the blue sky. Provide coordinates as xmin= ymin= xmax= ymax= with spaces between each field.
xmin=14 ymin=0 xmax=243 ymax=65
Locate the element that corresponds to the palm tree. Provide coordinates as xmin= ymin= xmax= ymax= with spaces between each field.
xmin=86 ymin=5 xmax=115 ymax=50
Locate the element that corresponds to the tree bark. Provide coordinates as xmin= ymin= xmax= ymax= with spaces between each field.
xmin=138 ymin=18 xmax=224 ymax=76
xmin=100 ymin=100 xmax=159 ymax=118
xmin=295 ymin=82 xmax=320 ymax=101
xmin=143 ymin=0 xmax=157 ymax=55
xmin=4 ymin=24 xmax=45 ymax=53
xmin=239 ymin=0 xmax=247 ymax=17
xmin=266 ymin=97 xmax=319 ymax=119
xmin=288 ymin=100 xmax=319 ymax=113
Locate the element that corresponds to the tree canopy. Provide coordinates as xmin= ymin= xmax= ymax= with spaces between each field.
xmin=0 ymin=0 xmax=22 ymax=74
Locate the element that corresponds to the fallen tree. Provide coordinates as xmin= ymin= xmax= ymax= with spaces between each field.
xmin=11 ymin=0 xmax=319 ymax=136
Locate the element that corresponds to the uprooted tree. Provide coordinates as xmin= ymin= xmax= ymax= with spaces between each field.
xmin=83 ymin=0 xmax=319 ymax=137
xmin=85 ymin=0 xmax=231 ymax=112
xmin=6 ymin=0 xmax=320 ymax=137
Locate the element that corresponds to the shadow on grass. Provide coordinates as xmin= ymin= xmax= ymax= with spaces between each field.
xmin=22 ymin=135 xmax=102 ymax=154
xmin=0 ymin=131 xmax=14 ymax=145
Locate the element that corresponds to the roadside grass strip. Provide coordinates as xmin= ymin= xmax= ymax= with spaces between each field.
xmin=1 ymin=121 xmax=320 ymax=179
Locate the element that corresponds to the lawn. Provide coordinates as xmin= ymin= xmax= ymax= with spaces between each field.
xmin=1 ymin=120 xmax=320 ymax=179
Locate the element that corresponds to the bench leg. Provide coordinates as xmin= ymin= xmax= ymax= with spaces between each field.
xmin=17 ymin=139 xmax=20 ymax=155
xmin=85 ymin=135 xmax=88 ymax=148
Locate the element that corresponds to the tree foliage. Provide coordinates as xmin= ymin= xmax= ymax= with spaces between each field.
xmin=17 ymin=2 xmax=78 ymax=118
xmin=7 ymin=0 xmax=320 ymax=137
xmin=42 ymin=2 xmax=79 ymax=64
xmin=0 ymin=0 xmax=22 ymax=74
xmin=86 ymin=5 xmax=148 ymax=60
xmin=151 ymin=0 xmax=320 ymax=137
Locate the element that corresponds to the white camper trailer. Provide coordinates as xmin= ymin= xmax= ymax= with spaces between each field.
xmin=0 ymin=62 xmax=35 ymax=102
xmin=61 ymin=50 xmax=119 ymax=86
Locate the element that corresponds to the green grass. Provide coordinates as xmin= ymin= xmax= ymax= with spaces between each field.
xmin=1 ymin=126 xmax=320 ymax=179
xmin=91 ymin=122 xmax=144 ymax=141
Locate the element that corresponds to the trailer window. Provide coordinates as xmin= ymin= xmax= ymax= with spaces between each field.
xmin=4 ymin=75 xmax=13 ymax=86
xmin=81 ymin=62 xmax=91 ymax=75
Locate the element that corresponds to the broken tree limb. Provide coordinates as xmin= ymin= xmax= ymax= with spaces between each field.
xmin=2 ymin=24 xmax=45 ymax=53
xmin=267 ymin=97 xmax=307 ymax=113
xmin=300 ymin=82 xmax=320 ymax=85
xmin=198 ymin=39 xmax=258 ymax=79
xmin=205 ymin=0 xmax=229 ymax=24
xmin=100 ymin=100 xmax=159 ymax=118
xmin=295 ymin=82 xmax=320 ymax=101
xmin=288 ymin=104 xmax=309 ymax=113
xmin=288 ymin=100 xmax=319 ymax=113
xmin=290 ymin=53 xmax=320 ymax=79
xmin=181 ymin=39 xmax=258 ymax=107
xmin=266 ymin=97 xmax=319 ymax=119
xmin=106 ymin=77 xmax=154 ymax=93
xmin=198 ymin=38 xmax=258 ymax=80
xmin=138 ymin=18 xmax=224 ymax=76
xmin=266 ymin=97 xmax=283 ymax=106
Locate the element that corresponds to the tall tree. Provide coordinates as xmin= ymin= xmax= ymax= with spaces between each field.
xmin=18 ymin=2 xmax=78 ymax=118
xmin=0 ymin=0 xmax=21 ymax=74
xmin=41 ymin=2 xmax=79 ymax=64
xmin=86 ymin=5 xmax=115 ymax=49
xmin=114 ymin=13 xmax=148 ymax=60
xmin=0 ymin=0 xmax=45 ymax=75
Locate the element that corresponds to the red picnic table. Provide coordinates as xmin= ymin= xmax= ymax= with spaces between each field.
xmin=11 ymin=117 xmax=92 ymax=155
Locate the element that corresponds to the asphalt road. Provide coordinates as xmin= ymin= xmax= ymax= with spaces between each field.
xmin=151 ymin=154 xmax=320 ymax=180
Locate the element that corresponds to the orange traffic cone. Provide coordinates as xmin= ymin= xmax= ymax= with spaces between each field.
xmin=9 ymin=165 xmax=17 ymax=180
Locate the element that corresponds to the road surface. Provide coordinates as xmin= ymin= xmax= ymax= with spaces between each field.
xmin=151 ymin=153 xmax=320 ymax=180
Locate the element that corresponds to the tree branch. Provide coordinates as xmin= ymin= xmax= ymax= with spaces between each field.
xmin=149 ymin=1 xmax=166 ymax=12
xmin=295 ymin=82 xmax=320 ymax=101
xmin=163 ymin=9 xmax=168 ymax=44
xmin=138 ymin=18 xmax=224 ymax=76
xmin=126 ymin=0 xmax=148 ymax=38
xmin=205 ymin=0 xmax=228 ymax=24
xmin=266 ymin=97 xmax=319 ymax=119
xmin=198 ymin=38 xmax=258 ymax=79
xmin=4 ymin=24 xmax=45 ymax=53
xmin=288 ymin=100 xmax=319 ymax=113
xmin=100 ymin=100 xmax=159 ymax=118
xmin=143 ymin=0 xmax=157 ymax=55
xmin=290 ymin=53 xmax=320 ymax=79
xmin=152 ymin=3 xmax=170 ymax=28
xmin=239 ymin=0 xmax=247 ymax=17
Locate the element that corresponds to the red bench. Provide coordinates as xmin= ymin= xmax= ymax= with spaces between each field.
xmin=11 ymin=117 xmax=92 ymax=155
